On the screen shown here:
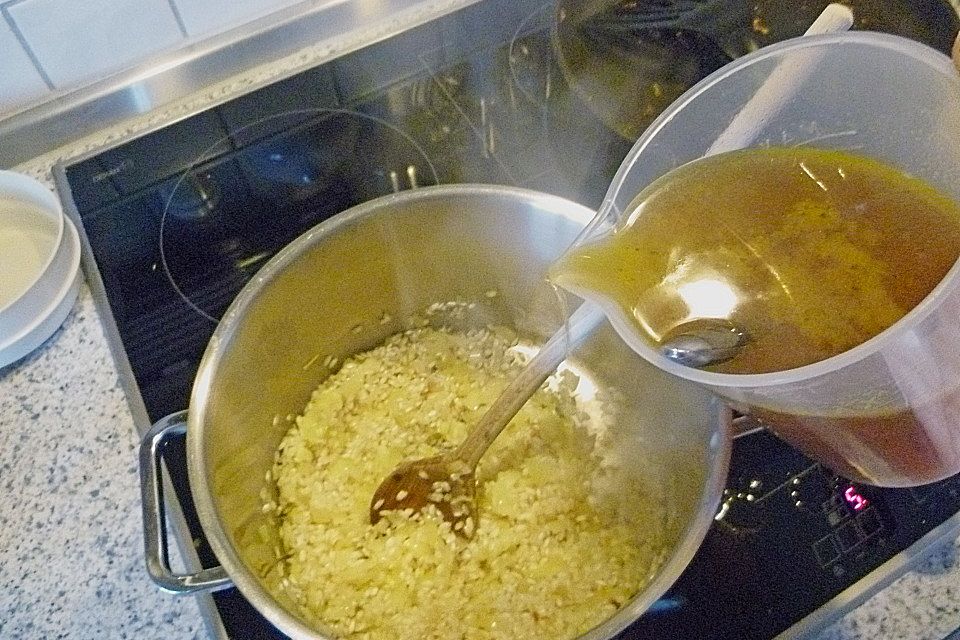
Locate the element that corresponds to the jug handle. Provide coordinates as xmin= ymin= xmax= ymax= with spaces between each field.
xmin=139 ymin=410 xmax=232 ymax=594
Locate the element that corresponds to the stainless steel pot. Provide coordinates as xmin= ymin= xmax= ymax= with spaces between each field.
xmin=140 ymin=184 xmax=731 ymax=639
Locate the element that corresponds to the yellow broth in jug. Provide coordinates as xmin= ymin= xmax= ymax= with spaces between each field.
xmin=550 ymin=147 xmax=960 ymax=374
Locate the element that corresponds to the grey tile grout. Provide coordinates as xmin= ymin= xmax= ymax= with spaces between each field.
xmin=0 ymin=3 xmax=55 ymax=90
xmin=165 ymin=0 xmax=189 ymax=38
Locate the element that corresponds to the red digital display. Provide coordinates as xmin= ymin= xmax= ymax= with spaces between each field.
xmin=843 ymin=486 xmax=869 ymax=511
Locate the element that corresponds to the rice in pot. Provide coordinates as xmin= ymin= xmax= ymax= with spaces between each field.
xmin=267 ymin=321 xmax=665 ymax=639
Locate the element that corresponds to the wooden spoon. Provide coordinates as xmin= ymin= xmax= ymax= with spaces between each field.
xmin=368 ymin=303 xmax=605 ymax=536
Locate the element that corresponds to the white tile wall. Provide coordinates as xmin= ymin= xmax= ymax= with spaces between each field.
xmin=172 ymin=0 xmax=302 ymax=37
xmin=0 ymin=0 xmax=309 ymax=119
xmin=6 ymin=0 xmax=184 ymax=89
xmin=0 ymin=17 xmax=49 ymax=114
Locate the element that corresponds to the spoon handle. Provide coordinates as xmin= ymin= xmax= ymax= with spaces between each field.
xmin=456 ymin=302 xmax=607 ymax=468
xmin=705 ymin=3 xmax=853 ymax=155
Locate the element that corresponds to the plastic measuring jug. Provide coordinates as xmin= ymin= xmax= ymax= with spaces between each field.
xmin=562 ymin=32 xmax=960 ymax=487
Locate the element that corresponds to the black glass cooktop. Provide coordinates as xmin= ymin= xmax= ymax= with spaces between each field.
xmin=57 ymin=0 xmax=960 ymax=638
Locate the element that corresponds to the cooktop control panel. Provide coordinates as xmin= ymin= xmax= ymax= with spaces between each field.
xmin=621 ymin=430 xmax=960 ymax=639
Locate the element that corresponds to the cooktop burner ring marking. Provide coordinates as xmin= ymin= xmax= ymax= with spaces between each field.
xmin=157 ymin=107 xmax=440 ymax=324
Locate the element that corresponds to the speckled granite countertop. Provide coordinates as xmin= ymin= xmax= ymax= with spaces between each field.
xmin=3 ymin=22 xmax=960 ymax=640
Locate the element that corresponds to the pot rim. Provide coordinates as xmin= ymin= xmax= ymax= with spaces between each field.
xmin=186 ymin=183 xmax=732 ymax=639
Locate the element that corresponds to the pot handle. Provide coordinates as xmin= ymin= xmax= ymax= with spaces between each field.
xmin=139 ymin=410 xmax=232 ymax=594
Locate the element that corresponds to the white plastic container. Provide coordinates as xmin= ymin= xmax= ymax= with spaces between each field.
xmin=0 ymin=171 xmax=81 ymax=368
xmin=573 ymin=33 xmax=960 ymax=487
